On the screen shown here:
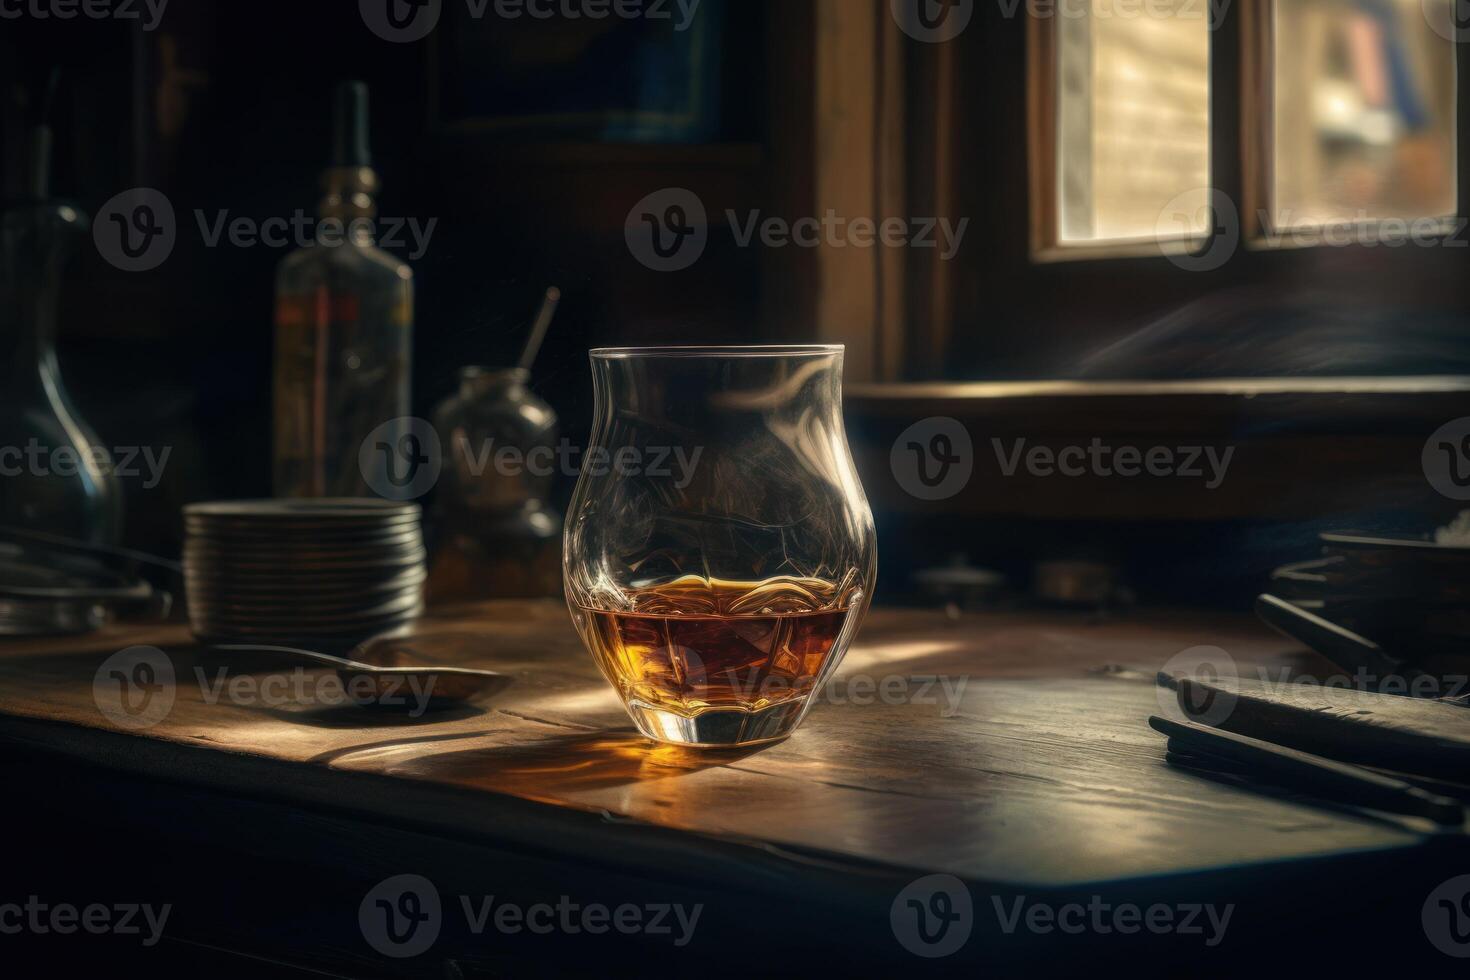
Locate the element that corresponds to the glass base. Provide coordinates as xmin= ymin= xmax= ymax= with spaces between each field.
xmin=625 ymin=698 xmax=809 ymax=747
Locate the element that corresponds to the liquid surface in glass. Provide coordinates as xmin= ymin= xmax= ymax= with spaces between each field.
xmin=579 ymin=576 xmax=851 ymax=717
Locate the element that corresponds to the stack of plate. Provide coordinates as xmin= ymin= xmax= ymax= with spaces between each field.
xmin=1317 ymin=531 xmax=1470 ymax=662
xmin=1270 ymin=529 xmax=1470 ymax=666
xmin=184 ymin=500 xmax=425 ymax=649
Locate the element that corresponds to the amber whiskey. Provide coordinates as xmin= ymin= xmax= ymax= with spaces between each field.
xmin=577 ymin=576 xmax=855 ymax=743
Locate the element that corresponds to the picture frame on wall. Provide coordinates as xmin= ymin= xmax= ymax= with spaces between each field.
xmin=430 ymin=0 xmax=728 ymax=143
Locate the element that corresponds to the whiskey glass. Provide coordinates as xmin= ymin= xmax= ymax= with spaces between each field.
xmin=564 ymin=346 xmax=876 ymax=747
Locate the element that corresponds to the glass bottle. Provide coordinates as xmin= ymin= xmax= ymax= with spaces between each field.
xmin=564 ymin=346 xmax=877 ymax=747
xmin=428 ymin=367 xmax=562 ymax=599
xmin=0 ymin=125 xmax=121 ymax=545
xmin=273 ymin=81 xmax=413 ymax=498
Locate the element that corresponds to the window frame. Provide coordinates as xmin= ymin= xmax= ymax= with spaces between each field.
xmin=1027 ymin=4 xmax=1214 ymax=262
xmin=1027 ymin=0 xmax=1466 ymax=264
xmin=1239 ymin=0 xmax=1463 ymax=251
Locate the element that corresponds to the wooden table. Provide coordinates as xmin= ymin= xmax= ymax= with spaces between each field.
xmin=1 ymin=603 xmax=1462 ymax=975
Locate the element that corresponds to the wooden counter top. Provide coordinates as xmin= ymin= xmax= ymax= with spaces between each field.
xmin=1 ymin=603 xmax=1459 ymax=973
xmin=0 ymin=602 xmax=1431 ymax=883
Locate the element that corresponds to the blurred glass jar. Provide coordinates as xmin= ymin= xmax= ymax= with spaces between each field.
xmin=0 ymin=196 xmax=121 ymax=546
xmin=428 ymin=367 xmax=562 ymax=599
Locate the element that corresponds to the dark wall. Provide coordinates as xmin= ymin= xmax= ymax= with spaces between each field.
xmin=1 ymin=0 xmax=776 ymax=554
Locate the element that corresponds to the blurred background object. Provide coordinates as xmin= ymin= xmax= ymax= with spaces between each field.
xmin=1273 ymin=0 xmax=1456 ymax=227
xmin=273 ymin=81 xmax=415 ymax=499
xmin=1 ymin=70 xmax=122 ymax=547
xmin=912 ymin=554 xmax=1008 ymax=612
xmin=0 ymin=526 xmax=176 ymax=635
xmin=429 ymin=364 xmax=562 ymax=600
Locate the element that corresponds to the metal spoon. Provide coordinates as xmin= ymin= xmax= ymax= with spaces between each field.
xmin=214 ymin=636 xmax=513 ymax=710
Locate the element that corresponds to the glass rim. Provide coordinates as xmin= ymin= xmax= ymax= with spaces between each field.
xmin=589 ymin=345 xmax=843 ymax=359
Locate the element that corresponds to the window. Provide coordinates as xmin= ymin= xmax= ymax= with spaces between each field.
xmin=1268 ymin=0 xmax=1457 ymax=231
xmin=1055 ymin=1 xmax=1211 ymax=244
xmin=1031 ymin=0 xmax=1461 ymax=259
